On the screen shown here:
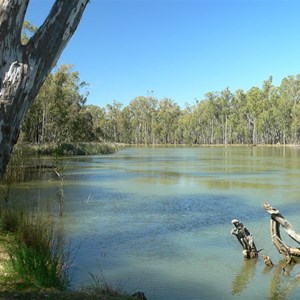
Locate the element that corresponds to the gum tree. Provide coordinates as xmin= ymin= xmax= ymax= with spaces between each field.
xmin=0 ymin=0 xmax=89 ymax=180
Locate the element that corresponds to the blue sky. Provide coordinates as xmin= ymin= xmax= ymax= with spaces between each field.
xmin=26 ymin=0 xmax=300 ymax=108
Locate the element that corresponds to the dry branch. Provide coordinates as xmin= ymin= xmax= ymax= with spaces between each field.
xmin=264 ymin=202 xmax=300 ymax=263
xmin=231 ymin=219 xmax=259 ymax=258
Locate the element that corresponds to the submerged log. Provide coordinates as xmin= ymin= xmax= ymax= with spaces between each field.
xmin=264 ymin=202 xmax=300 ymax=263
xmin=231 ymin=219 xmax=259 ymax=258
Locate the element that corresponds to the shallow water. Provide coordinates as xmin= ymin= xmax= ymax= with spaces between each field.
xmin=3 ymin=146 xmax=300 ymax=299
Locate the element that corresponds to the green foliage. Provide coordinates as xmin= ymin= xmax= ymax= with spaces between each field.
xmin=21 ymin=20 xmax=37 ymax=45
xmin=24 ymin=142 xmax=125 ymax=156
xmin=0 ymin=209 xmax=68 ymax=290
xmin=0 ymin=209 xmax=138 ymax=298
xmin=9 ymin=240 xmax=66 ymax=289
xmin=0 ymin=209 xmax=22 ymax=233
xmin=22 ymin=63 xmax=300 ymax=145
xmin=22 ymin=65 xmax=93 ymax=144
xmin=18 ymin=18 xmax=300 ymax=146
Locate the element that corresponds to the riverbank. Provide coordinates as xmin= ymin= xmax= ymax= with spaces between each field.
xmin=11 ymin=142 xmax=300 ymax=158
xmin=18 ymin=142 xmax=127 ymax=156
xmin=129 ymin=143 xmax=300 ymax=147
xmin=0 ymin=290 xmax=136 ymax=299
xmin=0 ymin=209 xmax=143 ymax=300
xmin=1 ymin=142 xmax=126 ymax=183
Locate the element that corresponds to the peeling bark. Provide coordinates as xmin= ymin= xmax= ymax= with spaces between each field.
xmin=0 ymin=0 xmax=89 ymax=180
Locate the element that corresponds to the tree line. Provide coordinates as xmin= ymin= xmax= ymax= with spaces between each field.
xmin=21 ymin=66 xmax=300 ymax=146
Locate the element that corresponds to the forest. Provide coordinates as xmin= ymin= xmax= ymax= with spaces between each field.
xmin=21 ymin=65 xmax=300 ymax=146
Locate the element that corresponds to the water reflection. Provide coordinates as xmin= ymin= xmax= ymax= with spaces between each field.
xmin=232 ymin=258 xmax=300 ymax=300
xmin=232 ymin=258 xmax=257 ymax=295
xmin=269 ymin=260 xmax=300 ymax=300
xmin=2 ymin=146 xmax=300 ymax=299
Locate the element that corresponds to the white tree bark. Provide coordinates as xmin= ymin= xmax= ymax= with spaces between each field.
xmin=0 ymin=0 xmax=89 ymax=180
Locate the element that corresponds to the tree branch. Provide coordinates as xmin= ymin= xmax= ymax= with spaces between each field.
xmin=0 ymin=0 xmax=89 ymax=180
xmin=264 ymin=202 xmax=300 ymax=263
xmin=27 ymin=0 xmax=89 ymax=92
xmin=0 ymin=0 xmax=29 ymax=83
xmin=231 ymin=219 xmax=259 ymax=258
xmin=264 ymin=202 xmax=300 ymax=244
xmin=0 ymin=0 xmax=29 ymax=42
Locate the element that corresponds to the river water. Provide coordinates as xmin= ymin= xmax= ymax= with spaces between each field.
xmin=2 ymin=146 xmax=300 ymax=299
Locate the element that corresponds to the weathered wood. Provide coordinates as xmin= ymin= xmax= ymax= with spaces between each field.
xmin=0 ymin=0 xmax=89 ymax=180
xmin=231 ymin=219 xmax=259 ymax=258
xmin=262 ymin=255 xmax=273 ymax=267
xmin=264 ymin=202 xmax=300 ymax=263
xmin=264 ymin=202 xmax=300 ymax=243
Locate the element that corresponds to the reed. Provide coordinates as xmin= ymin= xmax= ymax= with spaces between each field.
xmin=84 ymin=272 xmax=134 ymax=300
xmin=0 ymin=208 xmax=68 ymax=290
xmin=28 ymin=142 xmax=126 ymax=156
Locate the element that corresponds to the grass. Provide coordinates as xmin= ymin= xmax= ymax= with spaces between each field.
xmin=0 ymin=208 xmax=144 ymax=299
xmin=27 ymin=142 xmax=126 ymax=156
xmin=0 ymin=208 xmax=68 ymax=290
xmin=0 ymin=142 xmax=143 ymax=299
xmin=73 ymin=272 xmax=139 ymax=300
xmin=1 ymin=141 xmax=126 ymax=185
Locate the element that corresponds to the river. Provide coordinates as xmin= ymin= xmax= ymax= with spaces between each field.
xmin=2 ymin=146 xmax=300 ymax=299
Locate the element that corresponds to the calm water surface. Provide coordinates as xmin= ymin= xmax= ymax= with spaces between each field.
xmin=3 ymin=146 xmax=300 ymax=299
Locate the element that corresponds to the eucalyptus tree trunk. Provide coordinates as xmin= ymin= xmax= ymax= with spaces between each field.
xmin=0 ymin=0 xmax=89 ymax=180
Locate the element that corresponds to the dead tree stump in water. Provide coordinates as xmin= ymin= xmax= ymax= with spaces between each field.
xmin=231 ymin=219 xmax=259 ymax=258
xmin=264 ymin=202 xmax=300 ymax=263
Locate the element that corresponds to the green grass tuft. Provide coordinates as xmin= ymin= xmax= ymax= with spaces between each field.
xmin=0 ymin=209 xmax=68 ymax=290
